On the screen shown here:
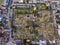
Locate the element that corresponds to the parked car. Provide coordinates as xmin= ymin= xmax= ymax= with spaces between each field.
xmin=31 ymin=38 xmax=47 ymax=45
xmin=3 ymin=24 xmax=9 ymax=29
xmin=39 ymin=38 xmax=47 ymax=45
xmin=56 ymin=15 xmax=60 ymax=19
xmin=3 ymin=17 xmax=9 ymax=24
xmin=14 ymin=38 xmax=23 ymax=44
xmin=0 ymin=16 xmax=4 ymax=26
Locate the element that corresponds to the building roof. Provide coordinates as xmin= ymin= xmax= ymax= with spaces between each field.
xmin=19 ymin=0 xmax=24 ymax=3
xmin=13 ymin=0 xmax=24 ymax=3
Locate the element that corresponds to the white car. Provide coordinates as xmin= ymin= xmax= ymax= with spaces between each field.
xmin=58 ymin=25 xmax=60 ymax=35
xmin=0 ymin=17 xmax=2 ymax=21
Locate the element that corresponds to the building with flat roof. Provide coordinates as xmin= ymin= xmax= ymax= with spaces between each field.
xmin=12 ymin=4 xmax=35 ymax=8
xmin=29 ymin=0 xmax=37 ymax=3
xmin=28 ymin=0 xmax=50 ymax=3
xmin=13 ymin=0 xmax=24 ymax=3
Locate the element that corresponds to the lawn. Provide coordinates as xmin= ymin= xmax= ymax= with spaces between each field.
xmin=0 ymin=0 xmax=3 ymax=5
xmin=15 ymin=11 xmax=31 ymax=14
xmin=14 ymin=9 xmax=32 ymax=14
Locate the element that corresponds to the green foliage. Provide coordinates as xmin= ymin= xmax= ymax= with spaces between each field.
xmin=47 ymin=42 xmax=52 ymax=45
xmin=14 ymin=8 xmax=33 ymax=14
xmin=15 ymin=11 xmax=31 ymax=14
xmin=0 ymin=0 xmax=3 ymax=4
xmin=33 ymin=10 xmax=38 ymax=13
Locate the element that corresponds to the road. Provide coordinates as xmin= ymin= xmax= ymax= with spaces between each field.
xmin=0 ymin=0 xmax=13 ymax=42
xmin=6 ymin=0 xmax=13 ymax=41
xmin=52 ymin=10 xmax=60 ymax=45
xmin=2 ymin=7 xmax=12 ymax=41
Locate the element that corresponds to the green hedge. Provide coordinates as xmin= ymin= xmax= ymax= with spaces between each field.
xmin=15 ymin=11 xmax=31 ymax=14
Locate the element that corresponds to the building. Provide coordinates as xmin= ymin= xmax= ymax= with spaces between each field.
xmin=13 ymin=0 xmax=29 ymax=4
xmin=28 ymin=0 xmax=51 ymax=3
xmin=28 ymin=0 xmax=37 ymax=3
xmin=13 ymin=0 xmax=24 ymax=3
xmin=19 ymin=0 xmax=24 ymax=3
xmin=13 ymin=4 xmax=35 ymax=8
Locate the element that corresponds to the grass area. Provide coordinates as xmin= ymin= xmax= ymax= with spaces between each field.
xmin=14 ymin=8 xmax=33 ymax=14
xmin=47 ymin=43 xmax=52 ymax=45
xmin=0 ymin=0 xmax=3 ymax=5
xmin=42 ymin=6 xmax=47 ymax=10
xmin=14 ymin=10 xmax=55 ymax=39
xmin=13 ymin=3 xmax=55 ymax=40
xmin=15 ymin=11 xmax=31 ymax=14
xmin=15 ymin=8 xmax=33 ymax=10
